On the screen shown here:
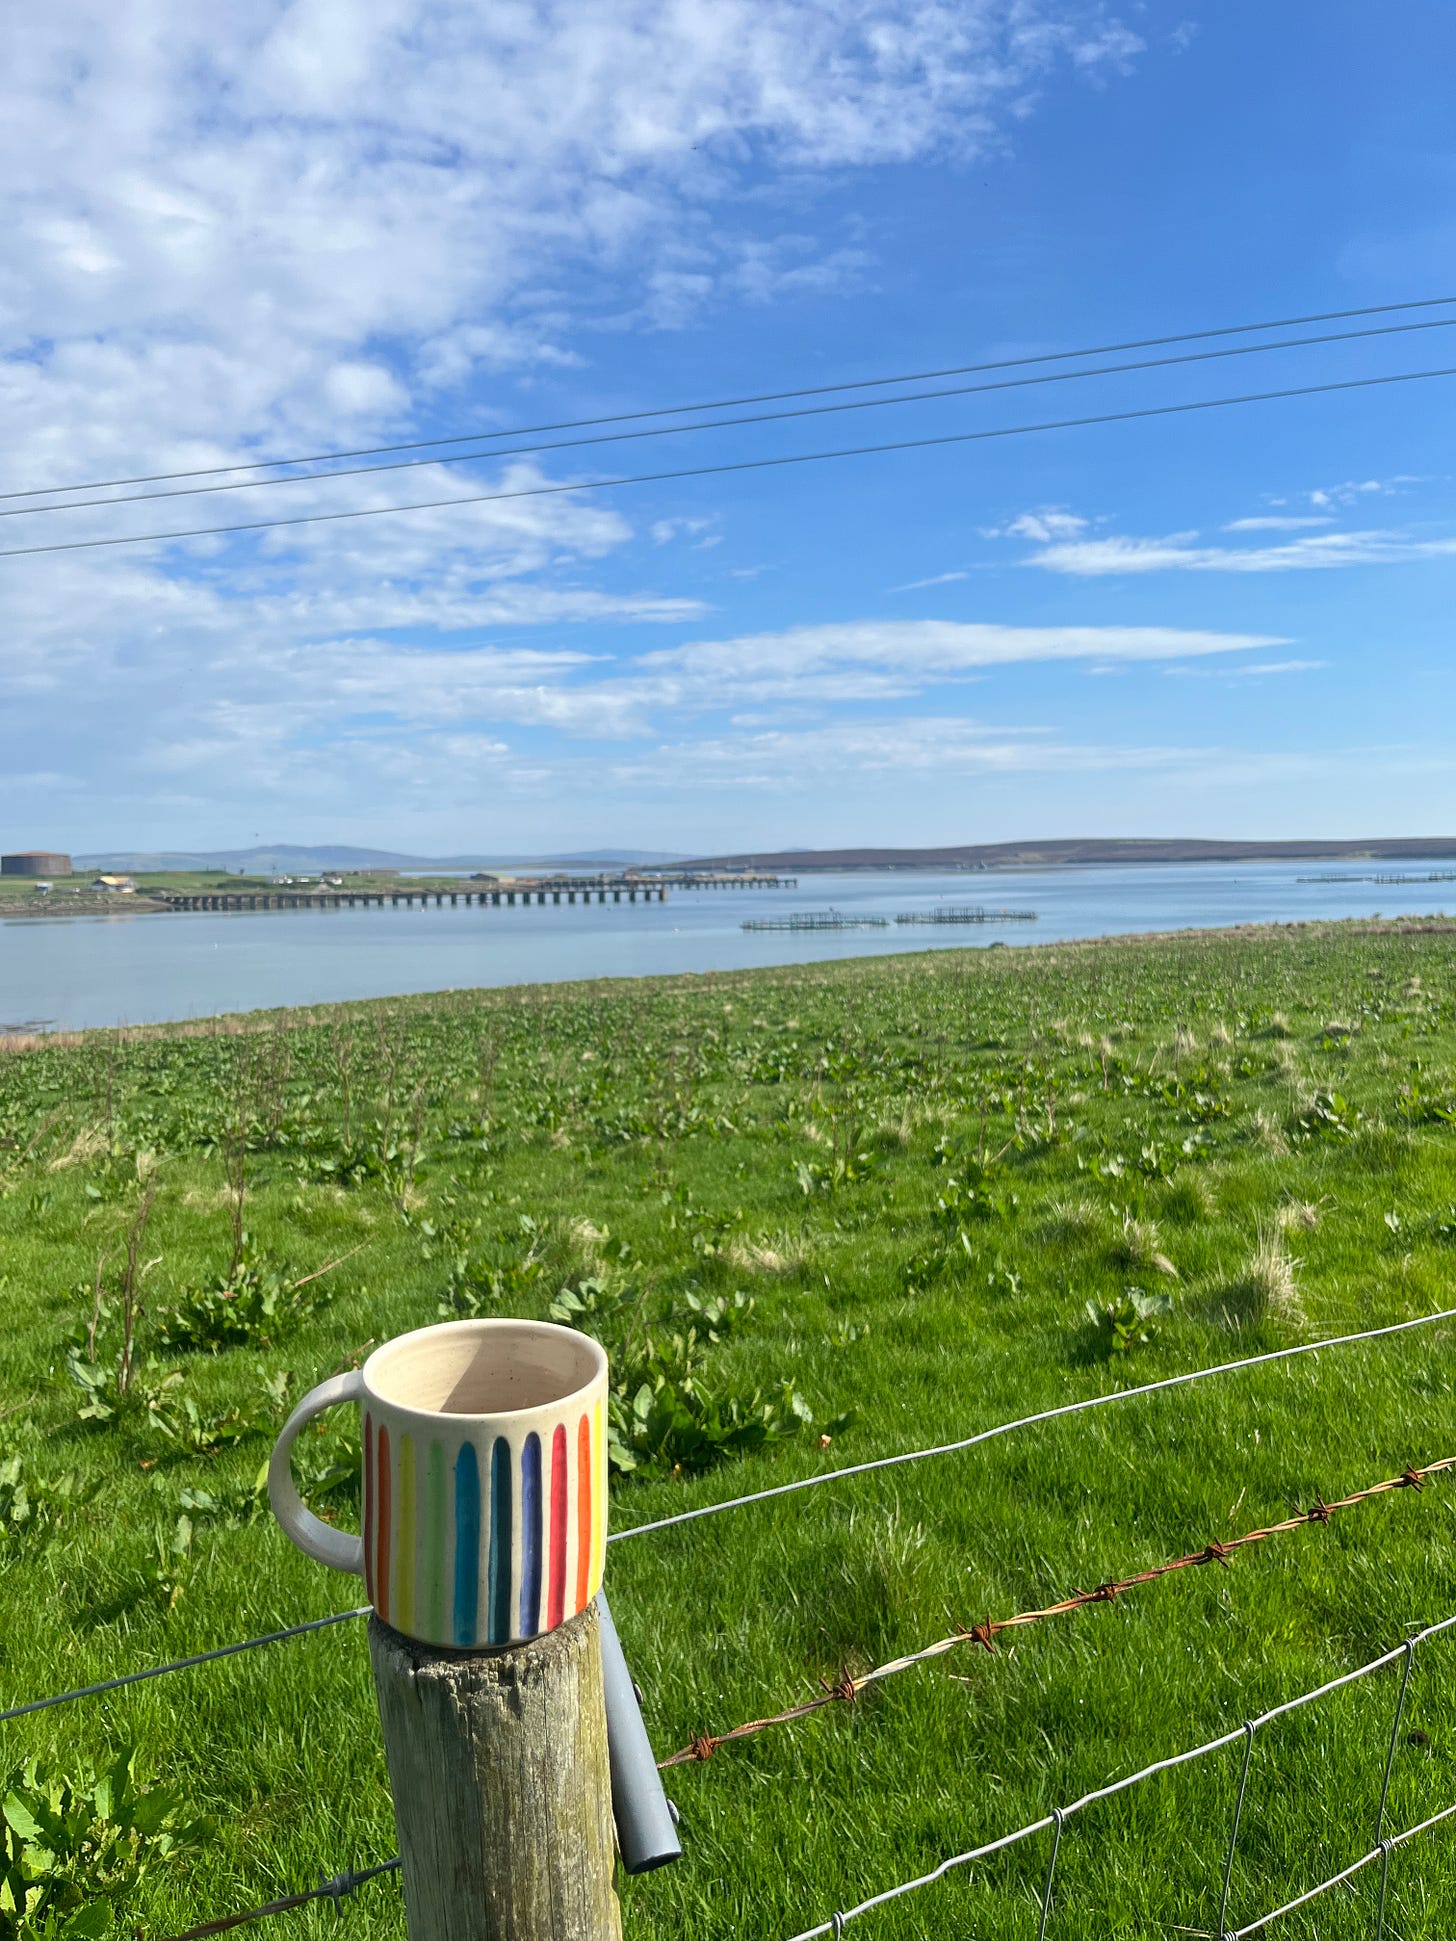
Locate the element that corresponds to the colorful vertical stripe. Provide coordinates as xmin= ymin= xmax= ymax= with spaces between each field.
xmin=362 ymin=1412 xmax=375 ymax=1605
xmin=547 ymin=1422 xmax=568 ymax=1631
xmin=519 ymin=1433 xmax=542 ymax=1639
xmin=593 ymin=1398 xmax=608 ymax=1592
xmin=452 ymin=1444 xmax=480 ymax=1647
xmin=423 ymin=1441 xmax=447 ymax=1644
xmin=393 ymin=1434 xmax=416 ymax=1640
xmin=488 ymin=1438 xmax=513 ymax=1646
xmin=375 ymin=1424 xmax=392 ymax=1626
xmin=575 ymin=1414 xmax=592 ymax=1616
xmin=362 ymin=1405 xmax=605 ymax=1649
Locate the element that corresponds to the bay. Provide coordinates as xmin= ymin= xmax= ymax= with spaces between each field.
xmin=3 ymin=860 xmax=1453 ymax=1033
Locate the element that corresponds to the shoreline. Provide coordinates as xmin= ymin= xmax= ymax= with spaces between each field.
xmin=5 ymin=909 xmax=1454 ymax=1051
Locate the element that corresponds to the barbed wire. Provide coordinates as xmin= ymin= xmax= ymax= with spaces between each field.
xmin=609 ymin=1303 xmax=1456 ymax=1545
xmin=660 ymin=1455 xmax=1455 ymax=1768
xmin=781 ymin=1611 xmax=1456 ymax=1941
xmin=157 ymin=1858 xmax=400 ymax=1941
xmin=4 ymin=1307 xmax=1452 ymax=1730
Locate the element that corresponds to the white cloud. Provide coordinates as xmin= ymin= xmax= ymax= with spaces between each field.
xmin=610 ymin=715 xmax=1196 ymax=792
xmin=1 ymin=0 xmax=1155 ymax=849
xmin=983 ymin=508 xmax=1089 ymax=541
xmin=1307 ymin=477 xmax=1415 ymax=508
xmin=893 ymin=570 xmax=970 ymax=590
xmin=1222 ymin=515 xmax=1334 ymax=532
xmin=1024 ymin=527 xmax=1456 ymax=575
xmin=1165 ymin=659 xmax=1326 ymax=679
xmin=635 ymin=618 xmax=1284 ymax=686
xmin=4 ymin=0 xmax=1147 ymax=486
xmin=651 ymin=516 xmax=718 ymax=546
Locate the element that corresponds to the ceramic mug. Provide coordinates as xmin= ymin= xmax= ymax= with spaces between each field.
xmin=268 ymin=1318 xmax=609 ymax=1650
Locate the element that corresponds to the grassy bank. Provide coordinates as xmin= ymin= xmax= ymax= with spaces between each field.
xmin=3 ymin=923 xmax=1456 ymax=1937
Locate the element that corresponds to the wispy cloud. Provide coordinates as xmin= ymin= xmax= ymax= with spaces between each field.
xmin=982 ymin=508 xmax=1089 ymax=541
xmin=1020 ymin=528 xmax=1456 ymax=575
xmin=1165 ymin=659 xmax=1326 ymax=679
xmin=892 ymin=570 xmax=970 ymax=590
xmin=1222 ymin=515 xmax=1334 ymax=532
xmin=610 ymin=715 xmax=1198 ymax=792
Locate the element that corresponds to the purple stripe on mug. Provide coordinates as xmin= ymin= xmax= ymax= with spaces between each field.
xmin=268 ymin=1320 xmax=608 ymax=1648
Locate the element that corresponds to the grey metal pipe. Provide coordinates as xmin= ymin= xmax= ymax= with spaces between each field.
xmin=597 ymin=1592 xmax=683 ymax=1874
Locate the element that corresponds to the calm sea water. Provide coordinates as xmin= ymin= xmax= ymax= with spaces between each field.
xmin=3 ymin=862 xmax=1453 ymax=1033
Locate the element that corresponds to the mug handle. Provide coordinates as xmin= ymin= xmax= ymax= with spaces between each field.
xmin=268 ymin=1370 xmax=367 ymax=1575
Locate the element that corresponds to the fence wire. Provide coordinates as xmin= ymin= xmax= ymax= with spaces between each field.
xmin=663 ymin=1454 xmax=1454 ymax=1768
xmin=8 ymin=1306 xmax=1449 ymax=1732
xmin=0 ymin=1608 xmax=372 ymax=1726
xmin=782 ymin=1612 xmax=1456 ymax=1941
xmin=158 ymin=1859 xmax=400 ymax=1941
xmin=608 ymin=1303 xmax=1456 ymax=1545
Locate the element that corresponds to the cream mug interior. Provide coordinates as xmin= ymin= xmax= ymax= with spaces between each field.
xmin=268 ymin=1318 xmax=609 ymax=1649
xmin=368 ymin=1320 xmax=602 ymax=1416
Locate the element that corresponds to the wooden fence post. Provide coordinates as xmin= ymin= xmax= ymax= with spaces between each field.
xmin=368 ymin=1602 xmax=623 ymax=1941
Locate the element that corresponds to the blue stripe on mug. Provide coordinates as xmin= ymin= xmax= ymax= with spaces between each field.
xmin=519 ymin=1431 xmax=542 ymax=1638
xmin=453 ymin=1444 xmax=480 ymax=1646
xmin=488 ymin=1437 xmax=512 ymax=1646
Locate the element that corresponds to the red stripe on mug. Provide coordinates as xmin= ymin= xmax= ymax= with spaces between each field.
xmin=547 ymin=1422 xmax=568 ymax=1631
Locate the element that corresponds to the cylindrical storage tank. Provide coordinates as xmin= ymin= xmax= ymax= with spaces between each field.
xmin=2 ymin=852 xmax=72 ymax=876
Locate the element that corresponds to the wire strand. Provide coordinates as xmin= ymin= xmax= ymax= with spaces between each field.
xmin=10 ymin=314 xmax=1453 ymax=519
xmin=781 ymin=1612 xmax=1456 ymax=1941
xmin=0 ymin=1607 xmax=372 ymax=1726
xmin=609 ymin=1303 xmax=1456 ymax=1545
xmin=660 ymin=1457 xmax=1455 ymax=1768
xmin=157 ymin=1858 xmax=400 ymax=1941
xmin=11 ymin=293 xmax=1453 ymax=502
xmin=5 ymin=362 xmax=1454 ymax=561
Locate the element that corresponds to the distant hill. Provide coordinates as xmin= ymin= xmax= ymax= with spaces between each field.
xmin=670 ymin=837 xmax=1456 ymax=872
xmin=75 ymin=845 xmax=688 ymax=873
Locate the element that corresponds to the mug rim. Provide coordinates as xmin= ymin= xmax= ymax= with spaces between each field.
xmin=361 ymin=1316 xmax=606 ymax=1427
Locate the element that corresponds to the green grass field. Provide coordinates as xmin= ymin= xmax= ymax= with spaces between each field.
xmin=4 ymin=922 xmax=1456 ymax=1939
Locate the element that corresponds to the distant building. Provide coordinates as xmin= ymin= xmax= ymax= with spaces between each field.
xmin=91 ymin=874 xmax=137 ymax=893
xmin=2 ymin=851 xmax=71 ymax=877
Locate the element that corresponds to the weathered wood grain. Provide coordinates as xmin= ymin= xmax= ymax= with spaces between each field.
xmin=368 ymin=1605 xmax=622 ymax=1941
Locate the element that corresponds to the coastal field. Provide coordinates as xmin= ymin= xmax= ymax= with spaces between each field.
xmin=3 ymin=922 xmax=1456 ymax=1938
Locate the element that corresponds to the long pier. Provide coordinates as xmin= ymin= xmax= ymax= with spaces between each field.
xmin=158 ymin=879 xmax=670 ymax=914
xmin=642 ymin=873 xmax=794 ymax=890
xmin=156 ymin=869 xmax=795 ymax=914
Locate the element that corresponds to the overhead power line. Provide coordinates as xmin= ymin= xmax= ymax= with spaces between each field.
xmin=5 ymin=292 xmax=1454 ymax=503
xmin=9 ymin=313 xmax=1454 ymax=521
xmin=3 ymin=361 xmax=1453 ymax=562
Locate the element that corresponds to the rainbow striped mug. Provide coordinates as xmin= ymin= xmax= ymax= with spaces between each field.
xmin=268 ymin=1319 xmax=609 ymax=1649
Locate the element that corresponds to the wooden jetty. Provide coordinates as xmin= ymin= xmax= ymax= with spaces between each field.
xmin=742 ymin=910 xmax=890 ymax=931
xmin=1296 ymin=871 xmax=1456 ymax=886
xmin=640 ymin=872 xmax=794 ymax=890
xmin=894 ymin=905 xmax=1037 ymax=925
xmin=157 ymin=877 xmax=670 ymax=914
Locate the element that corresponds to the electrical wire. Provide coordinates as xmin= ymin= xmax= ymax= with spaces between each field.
xmin=7 ymin=313 xmax=1453 ymax=520
xmin=3 ymin=361 xmax=1453 ymax=561
xmin=7 ymin=292 xmax=1454 ymax=502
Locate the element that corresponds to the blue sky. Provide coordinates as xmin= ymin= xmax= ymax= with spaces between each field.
xmin=3 ymin=0 xmax=1454 ymax=855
